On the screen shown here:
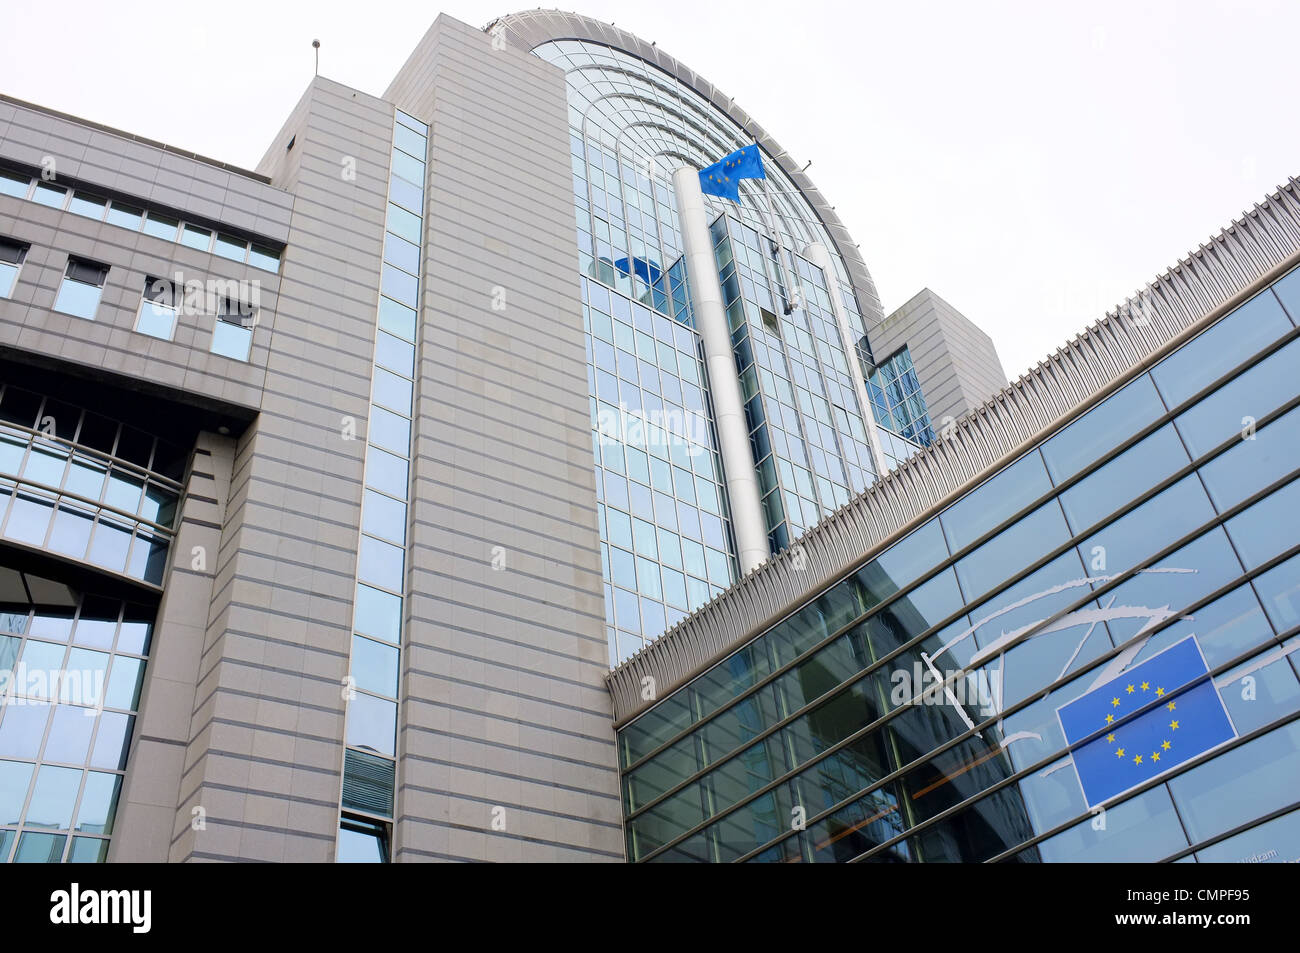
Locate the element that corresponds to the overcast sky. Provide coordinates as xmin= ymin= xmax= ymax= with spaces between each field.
xmin=3 ymin=0 xmax=1296 ymax=380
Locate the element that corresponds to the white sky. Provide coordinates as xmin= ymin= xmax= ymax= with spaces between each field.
xmin=3 ymin=0 xmax=1297 ymax=380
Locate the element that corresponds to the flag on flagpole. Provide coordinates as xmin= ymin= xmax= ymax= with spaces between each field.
xmin=699 ymin=144 xmax=765 ymax=203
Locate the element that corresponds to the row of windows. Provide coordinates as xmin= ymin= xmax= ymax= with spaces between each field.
xmin=869 ymin=346 xmax=936 ymax=446
xmin=0 ymin=166 xmax=281 ymax=272
xmin=337 ymin=107 xmax=428 ymax=862
xmin=617 ymin=265 xmax=1300 ymax=861
xmin=0 ymin=239 xmax=257 ymax=362
xmin=583 ymin=273 xmax=738 ymax=663
xmin=0 ymin=577 xmax=154 ymax=863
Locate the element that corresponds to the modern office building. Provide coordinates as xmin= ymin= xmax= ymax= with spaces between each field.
xmin=608 ymin=187 xmax=1300 ymax=862
xmin=0 ymin=8 xmax=1295 ymax=866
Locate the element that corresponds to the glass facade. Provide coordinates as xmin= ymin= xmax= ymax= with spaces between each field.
xmin=868 ymin=346 xmax=935 ymax=447
xmin=616 ymin=265 xmax=1300 ymax=862
xmin=0 ymin=384 xmax=183 ymax=587
xmin=535 ymin=38 xmax=888 ymax=662
xmin=336 ymin=108 xmax=427 ymax=861
xmin=713 ymin=216 xmax=876 ymax=550
xmin=0 ymin=559 xmax=154 ymax=862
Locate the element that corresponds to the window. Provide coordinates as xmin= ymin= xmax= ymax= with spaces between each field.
xmin=68 ymin=192 xmax=107 ymax=220
xmin=179 ymin=224 xmax=211 ymax=252
xmin=135 ymin=277 xmax=178 ymax=341
xmin=210 ymin=300 xmax=254 ymax=360
xmin=336 ymin=815 xmax=389 ymax=863
xmin=53 ymin=259 xmax=108 ymax=320
xmin=212 ymin=233 xmax=246 ymax=263
xmin=0 ymin=168 xmax=29 ymax=198
xmin=0 ymin=239 xmax=28 ymax=298
xmin=32 ymin=182 xmax=68 ymax=209
xmin=141 ymin=213 xmax=178 ymax=241
xmin=104 ymin=202 xmax=143 ymax=230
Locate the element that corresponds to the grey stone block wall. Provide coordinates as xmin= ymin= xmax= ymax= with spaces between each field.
xmin=166 ymin=77 xmax=393 ymax=862
xmin=385 ymin=15 xmax=624 ymax=862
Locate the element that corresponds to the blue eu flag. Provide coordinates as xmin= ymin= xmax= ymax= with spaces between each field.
xmin=699 ymin=144 xmax=766 ymax=203
xmin=1056 ymin=636 xmax=1236 ymax=809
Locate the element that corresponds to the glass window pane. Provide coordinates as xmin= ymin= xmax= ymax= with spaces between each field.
xmin=372 ymin=367 xmax=413 ymax=413
xmin=393 ymin=123 xmax=425 ymax=160
xmin=89 ymin=711 xmax=132 ymax=770
xmin=1152 ymin=289 xmax=1292 ymax=408
xmin=941 ymin=452 xmax=1052 ymax=552
xmin=87 ymin=517 xmax=132 ymax=572
xmin=358 ymin=534 xmax=404 ymax=592
xmin=955 ymin=502 xmax=1070 ymax=601
xmin=25 ymin=764 xmax=82 ymax=828
xmin=351 ymin=635 xmax=399 ymax=697
xmin=1173 ymin=336 xmax=1300 ymax=458
xmin=5 ymin=493 xmax=53 ymax=546
xmin=346 ymin=692 xmax=396 ymax=755
xmin=75 ymin=771 xmax=121 ymax=834
xmin=364 ymin=444 xmax=408 ymax=500
xmin=1169 ymin=721 xmax=1300 ymax=844
xmin=390 ymin=149 xmax=424 ymax=187
xmin=142 ymin=213 xmax=178 ymax=240
xmin=105 ymin=656 xmax=144 ymax=711
xmin=105 ymin=202 xmax=143 ymax=230
xmin=1078 ymin=474 xmax=1215 ymax=576
xmin=69 ymin=192 xmax=107 ymax=219
xmin=368 ymin=405 xmax=410 ymax=455
xmin=388 ymin=176 xmax=422 ymax=217
xmin=68 ymin=836 xmax=109 ymax=862
xmin=1046 ymin=378 xmax=1172 ymax=486
xmin=248 ymin=244 xmax=280 ymax=271
xmin=377 ymin=296 xmax=417 ymax=342
xmin=0 ymin=760 xmax=34 ymax=825
xmin=53 ymin=277 xmax=103 ymax=319
xmin=1199 ymin=404 xmax=1300 ymax=512
xmin=1058 ymin=424 xmax=1189 ymax=532
xmin=211 ymin=320 xmax=252 ymax=361
xmin=362 ymin=489 xmax=405 ymax=545
xmin=384 ymin=231 xmax=420 ymax=276
xmin=44 ymin=705 xmax=96 ymax=763
xmin=13 ymin=831 xmax=65 ymax=862
xmin=180 ymin=224 xmax=211 ymax=251
xmin=1193 ymin=807 xmax=1300 ymax=863
xmin=0 ymin=702 xmax=50 ymax=758
xmin=374 ymin=331 xmax=414 ymax=377
xmin=0 ymin=169 xmax=29 ymax=198
xmin=33 ymin=182 xmax=68 ymax=208
xmin=1224 ymin=477 xmax=1300 ymax=570
xmin=354 ymin=584 xmax=401 ymax=642
xmin=213 ymin=233 xmax=246 ymax=262
xmin=136 ymin=299 xmax=177 ymax=339
xmin=1035 ymin=785 xmax=1188 ymax=862
xmin=381 ymin=263 xmax=418 ymax=308
xmin=386 ymin=203 xmax=421 ymax=244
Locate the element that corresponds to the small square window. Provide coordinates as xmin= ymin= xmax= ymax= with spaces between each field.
xmin=136 ymin=276 xmax=178 ymax=341
xmin=142 ymin=212 xmax=178 ymax=241
xmin=0 ymin=239 xmax=28 ymax=299
xmin=248 ymin=243 xmax=280 ymax=272
xmin=32 ymin=182 xmax=68 ymax=209
xmin=104 ymin=202 xmax=143 ymax=230
xmin=0 ymin=168 xmax=30 ymax=198
xmin=53 ymin=258 xmax=108 ymax=320
xmin=211 ymin=298 xmax=254 ymax=361
xmin=213 ymin=233 xmax=246 ymax=262
xmin=180 ymin=224 xmax=211 ymax=251
xmin=68 ymin=192 xmax=107 ymax=220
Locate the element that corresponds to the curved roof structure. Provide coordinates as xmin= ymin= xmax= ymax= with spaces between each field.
xmin=488 ymin=9 xmax=885 ymax=333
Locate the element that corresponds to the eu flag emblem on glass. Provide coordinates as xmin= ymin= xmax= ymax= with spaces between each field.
xmin=1056 ymin=635 xmax=1236 ymax=809
xmin=699 ymin=144 xmax=766 ymax=203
